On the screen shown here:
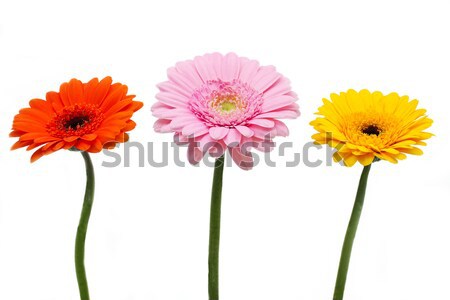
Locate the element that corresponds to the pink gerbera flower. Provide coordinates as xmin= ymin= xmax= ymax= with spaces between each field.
xmin=152 ymin=52 xmax=300 ymax=169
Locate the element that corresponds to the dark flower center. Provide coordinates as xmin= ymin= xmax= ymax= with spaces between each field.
xmin=362 ymin=124 xmax=381 ymax=136
xmin=47 ymin=104 xmax=105 ymax=138
xmin=64 ymin=116 xmax=90 ymax=130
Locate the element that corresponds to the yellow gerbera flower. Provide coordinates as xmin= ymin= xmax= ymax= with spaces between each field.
xmin=310 ymin=89 xmax=433 ymax=166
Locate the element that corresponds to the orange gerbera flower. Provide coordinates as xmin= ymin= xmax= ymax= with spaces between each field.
xmin=10 ymin=76 xmax=143 ymax=162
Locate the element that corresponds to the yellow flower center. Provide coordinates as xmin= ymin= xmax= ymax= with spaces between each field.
xmin=209 ymin=93 xmax=246 ymax=115
xmin=220 ymin=101 xmax=237 ymax=113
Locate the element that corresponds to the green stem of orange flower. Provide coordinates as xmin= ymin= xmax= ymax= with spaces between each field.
xmin=208 ymin=155 xmax=225 ymax=300
xmin=333 ymin=164 xmax=372 ymax=300
xmin=75 ymin=151 xmax=95 ymax=300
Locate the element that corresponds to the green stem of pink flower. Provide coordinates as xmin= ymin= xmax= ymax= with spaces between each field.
xmin=208 ymin=155 xmax=225 ymax=300
xmin=75 ymin=151 xmax=95 ymax=300
xmin=333 ymin=164 xmax=372 ymax=300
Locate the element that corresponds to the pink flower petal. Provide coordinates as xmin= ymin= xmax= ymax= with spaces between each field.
xmin=182 ymin=122 xmax=209 ymax=136
xmin=194 ymin=55 xmax=216 ymax=82
xmin=221 ymin=53 xmax=240 ymax=82
xmin=170 ymin=116 xmax=199 ymax=130
xmin=174 ymin=133 xmax=189 ymax=145
xmin=153 ymin=107 xmax=192 ymax=119
xmin=229 ymin=146 xmax=254 ymax=170
xmin=151 ymin=102 xmax=172 ymax=117
xmin=153 ymin=119 xmax=172 ymax=133
xmin=167 ymin=67 xmax=196 ymax=95
xmin=235 ymin=125 xmax=254 ymax=137
xmin=152 ymin=103 xmax=192 ymax=118
xmin=208 ymin=141 xmax=226 ymax=157
xmin=273 ymin=120 xmax=289 ymax=136
xmin=155 ymin=92 xmax=188 ymax=108
xmin=261 ymin=95 xmax=297 ymax=112
xmin=188 ymin=142 xmax=204 ymax=165
xmin=209 ymin=53 xmax=223 ymax=79
xmin=175 ymin=60 xmax=204 ymax=87
xmin=209 ymin=126 xmax=230 ymax=140
xmin=263 ymin=77 xmax=292 ymax=98
xmin=252 ymin=66 xmax=281 ymax=92
xmin=196 ymin=134 xmax=214 ymax=151
xmin=256 ymin=110 xmax=300 ymax=119
xmin=248 ymin=125 xmax=276 ymax=139
xmin=223 ymin=128 xmax=242 ymax=146
xmin=247 ymin=119 xmax=275 ymax=128
xmin=157 ymin=81 xmax=191 ymax=98
xmin=238 ymin=59 xmax=260 ymax=83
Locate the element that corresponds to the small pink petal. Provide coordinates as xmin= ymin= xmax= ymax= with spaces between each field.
xmin=167 ymin=67 xmax=196 ymax=95
xmin=209 ymin=53 xmax=223 ymax=79
xmin=248 ymin=125 xmax=276 ymax=139
xmin=223 ymin=128 xmax=242 ymax=146
xmin=256 ymin=110 xmax=299 ymax=119
xmin=209 ymin=127 xmax=230 ymax=140
xmin=194 ymin=55 xmax=216 ymax=82
xmin=175 ymin=60 xmax=204 ymax=87
xmin=252 ymin=66 xmax=281 ymax=92
xmin=154 ymin=108 xmax=193 ymax=119
xmin=284 ymin=103 xmax=300 ymax=112
xmin=247 ymin=119 xmax=275 ymax=128
xmin=182 ymin=123 xmax=209 ymax=136
xmin=263 ymin=77 xmax=292 ymax=98
xmin=157 ymin=81 xmax=190 ymax=97
xmin=261 ymin=95 xmax=297 ymax=112
xmin=229 ymin=146 xmax=254 ymax=170
xmin=238 ymin=59 xmax=260 ymax=83
xmin=151 ymin=101 xmax=171 ymax=111
xmin=174 ymin=133 xmax=189 ymax=145
xmin=208 ymin=141 xmax=226 ymax=158
xmin=188 ymin=142 xmax=204 ymax=165
xmin=155 ymin=92 xmax=188 ymax=108
xmin=273 ymin=120 xmax=289 ymax=136
xmin=154 ymin=119 xmax=172 ymax=133
xmin=170 ymin=116 xmax=199 ymax=130
xmin=235 ymin=125 xmax=254 ymax=137
xmin=221 ymin=53 xmax=240 ymax=82
xmin=196 ymin=134 xmax=214 ymax=151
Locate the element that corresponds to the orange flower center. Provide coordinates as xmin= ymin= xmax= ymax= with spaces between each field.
xmin=46 ymin=104 xmax=104 ymax=138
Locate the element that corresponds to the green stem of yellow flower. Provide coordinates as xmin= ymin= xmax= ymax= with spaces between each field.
xmin=208 ymin=155 xmax=225 ymax=300
xmin=333 ymin=164 xmax=372 ymax=300
xmin=75 ymin=151 xmax=95 ymax=300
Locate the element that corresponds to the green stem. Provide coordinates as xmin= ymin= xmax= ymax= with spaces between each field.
xmin=75 ymin=151 xmax=95 ymax=300
xmin=208 ymin=155 xmax=225 ymax=300
xmin=333 ymin=164 xmax=372 ymax=300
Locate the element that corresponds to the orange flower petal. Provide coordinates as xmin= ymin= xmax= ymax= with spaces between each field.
xmin=81 ymin=133 xmax=97 ymax=141
xmin=67 ymin=78 xmax=85 ymax=104
xmin=90 ymin=76 xmax=113 ymax=104
xmin=58 ymin=82 xmax=71 ymax=106
xmin=46 ymin=91 xmax=64 ymax=112
xmin=75 ymin=140 xmax=91 ymax=151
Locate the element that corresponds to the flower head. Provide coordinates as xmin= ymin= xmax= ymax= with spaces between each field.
xmin=152 ymin=52 xmax=299 ymax=169
xmin=311 ymin=89 xmax=433 ymax=166
xmin=10 ymin=77 xmax=143 ymax=162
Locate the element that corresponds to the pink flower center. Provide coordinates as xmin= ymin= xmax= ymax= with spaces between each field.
xmin=189 ymin=79 xmax=263 ymax=127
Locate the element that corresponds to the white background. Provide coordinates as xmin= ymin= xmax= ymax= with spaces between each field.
xmin=0 ymin=0 xmax=449 ymax=299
